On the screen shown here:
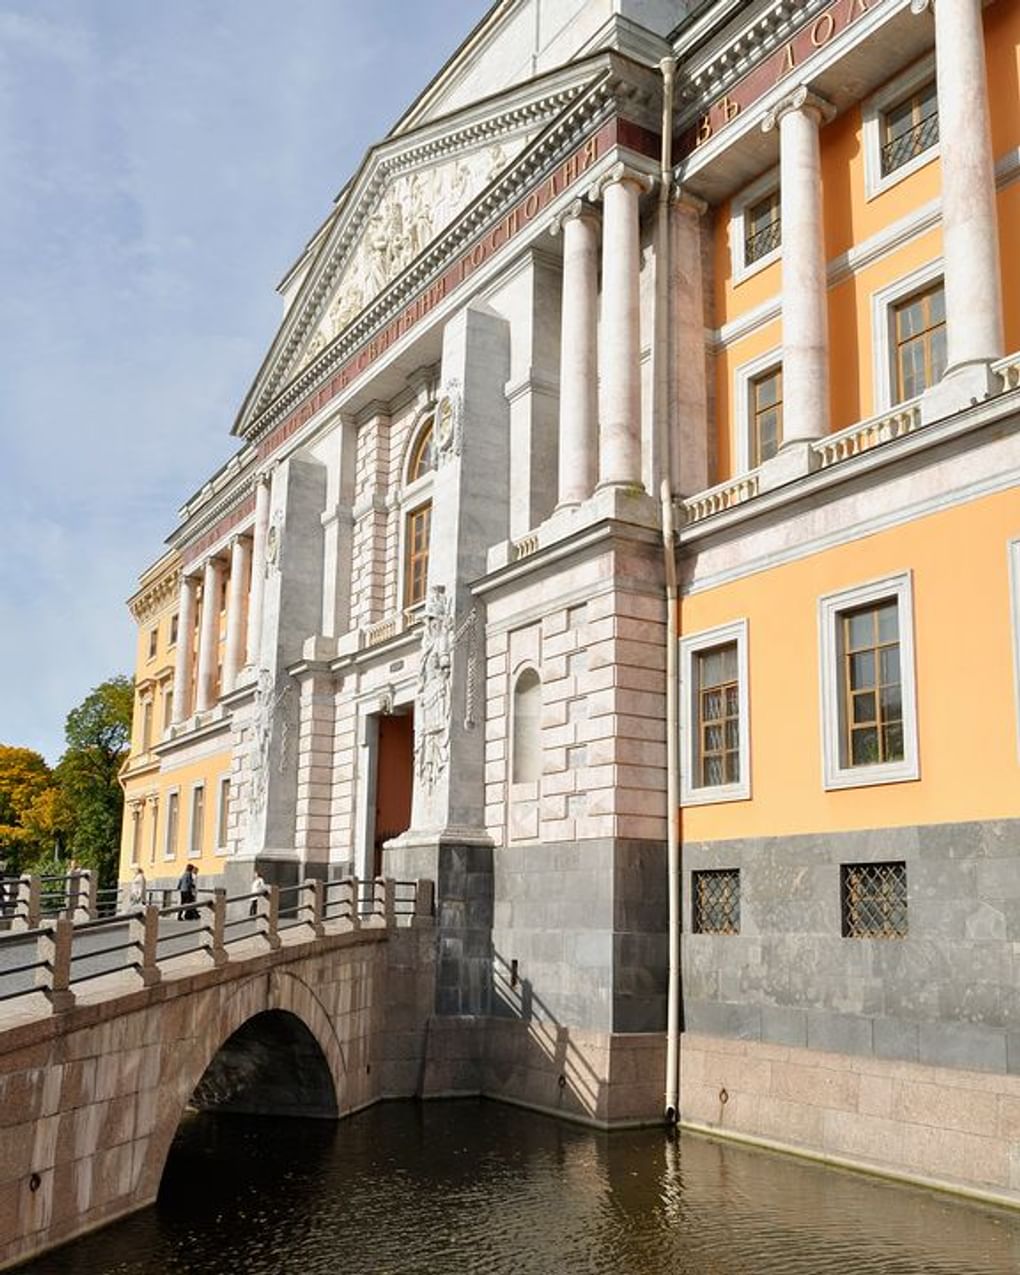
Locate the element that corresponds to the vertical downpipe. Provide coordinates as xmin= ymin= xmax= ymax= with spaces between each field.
xmin=656 ymin=56 xmax=682 ymax=1125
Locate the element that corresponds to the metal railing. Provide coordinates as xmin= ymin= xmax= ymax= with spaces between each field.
xmin=880 ymin=112 xmax=938 ymax=177
xmin=0 ymin=875 xmax=434 ymax=1017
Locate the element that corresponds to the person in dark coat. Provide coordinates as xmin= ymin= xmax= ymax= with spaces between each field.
xmin=177 ymin=863 xmax=198 ymax=920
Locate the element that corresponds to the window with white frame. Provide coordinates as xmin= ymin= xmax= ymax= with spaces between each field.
xmin=730 ymin=169 xmax=781 ymax=284
xmin=862 ymin=55 xmax=938 ymax=200
xmin=734 ymin=348 xmax=783 ymax=473
xmin=216 ymin=776 xmax=231 ymax=852
xmin=680 ymin=619 xmax=751 ymax=805
xmin=164 ymin=790 xmax=180 ymax=860
xmin=870 ymin=259 xmax=944 ymax=412
xmin=818 ymin=572 xmax=919 ymax=790
xmin=189 ymin=784 xmax=205 ymax=857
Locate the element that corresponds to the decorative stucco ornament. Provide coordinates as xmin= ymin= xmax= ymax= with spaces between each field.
xmin=249 ymin=668 xmax=291 ymax=816
xmin=434 ymin=380 xmax=462 ymax=463
xmin=414 ymin=587 xmax=454 ymax=791
xmin=264 ymin=510 xmax=283 ymax=576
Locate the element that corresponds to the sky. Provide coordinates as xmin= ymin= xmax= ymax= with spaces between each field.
xmin=0 ymin=0 xmax=490 ymax=763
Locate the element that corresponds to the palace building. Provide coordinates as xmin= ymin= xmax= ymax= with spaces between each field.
xmin=120 ymin=0 xmax=1020 ymax=1199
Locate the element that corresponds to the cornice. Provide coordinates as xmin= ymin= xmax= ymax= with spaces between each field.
xmin=237 ymin=55 xmax=659 ymax=447
xmin=128 ymin=564 xmax=181 ymax=623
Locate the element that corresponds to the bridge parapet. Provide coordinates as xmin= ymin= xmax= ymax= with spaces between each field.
xmin=0 ymin=875 xmax=431 ymax=1024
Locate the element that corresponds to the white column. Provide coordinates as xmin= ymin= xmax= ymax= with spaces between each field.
xmin=222 ymin=535 xmax=250 ymax=694
xmin=195 ymin=556 xmax=224 ymax=713
xmin=245 ymin=473 xmax=271 ymax=668
xmin=932 ymin=0 xmax=1003 ymax=386
xmin=594 ymin=163 xmax=651 ymax=490
xmin=554 ymin=199 xmax=600 ymax=507
xmin=671 ymin=190 xmax=709 ymax=496
xmin=171 ymin=574 xmax=198 ymax=725
xmin=763 ymin=87 xmax=833 ymax=446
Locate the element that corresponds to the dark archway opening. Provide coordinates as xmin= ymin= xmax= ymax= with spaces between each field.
xmin=189 ymin=1008 xmax=338 ymax=1119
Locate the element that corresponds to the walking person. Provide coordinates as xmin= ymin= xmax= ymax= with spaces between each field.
xmin=250 ymin=866 xmax=266 ymax=918
xmin=177 ymin=863 xmax=198 ymax=921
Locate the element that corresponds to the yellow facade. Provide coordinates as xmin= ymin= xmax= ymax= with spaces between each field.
xmin=120 ymin=554 xmax=233 ymax=886
xmin=712 ymin=4 xmax=1020 ymax=481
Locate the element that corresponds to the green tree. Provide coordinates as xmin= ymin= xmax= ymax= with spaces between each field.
xmin=56 ymin=675 xmax=134 ymax=886
xmin=0 ymin=746 xmax=57 ymax=874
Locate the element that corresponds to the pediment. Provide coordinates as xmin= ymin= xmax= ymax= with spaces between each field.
xmin=234 ymin=57 xmax=613 ymax=438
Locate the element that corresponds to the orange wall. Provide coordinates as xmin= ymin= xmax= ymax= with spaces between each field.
xmin=680 ymin=486 xmax=1020 ymax=843
xmin=709 ymin=9 xmax=1020 ymax=484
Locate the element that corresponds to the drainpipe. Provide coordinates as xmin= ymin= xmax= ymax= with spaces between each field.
xmin=656 ymin=55 xmax=682 ymax=1124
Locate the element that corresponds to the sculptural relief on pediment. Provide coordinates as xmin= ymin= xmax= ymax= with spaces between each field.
xmin=296 ymin=135 xmax=532 ymax=372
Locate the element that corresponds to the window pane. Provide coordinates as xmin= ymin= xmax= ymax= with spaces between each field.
xmin=851 ymin=728 xmax=879 ymax=765
xmin=880 ymin=645 xmax=900 ymax=685
xmin=882 ymin=721 xmax=905 ymax=761
xmin=931 ymin=325 xmax=948 ymax=382
xmin=877 ymin=602 xmax=899 ymax=644
xmin=705 ymin=724 xmax=724 ymax=752
xmin=849 ymin=650 xmax=875 ymax=690
xmin=853 ymin=692 xmax=876 ymax=725
xmin=726 ymin=753 xmax=740 ymax=784
xmin=703 ymin=689 xmax=723 ymax=721
xmin=879 ymin=685 xmax=902 ymax=721
xmin=704 ymin=756 xmax=724 ymax=785
xmin=846 ymin=611 xmax=873 ymax=651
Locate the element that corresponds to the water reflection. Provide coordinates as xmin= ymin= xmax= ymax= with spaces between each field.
xmin=22 ymin=1099 xmax=1020 ymax=1274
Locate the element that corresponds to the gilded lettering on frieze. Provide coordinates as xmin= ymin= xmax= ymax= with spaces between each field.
xmin=690 ymin=0 xmax=877 ymax=153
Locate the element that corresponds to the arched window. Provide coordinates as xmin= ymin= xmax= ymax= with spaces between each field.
xmin=408 ymin=416 xmax=436 ymax=483
xmin=512 ymin=669 xmax=543 ymax=783
xmin=404 ymin=415 xmax=437 ymax=608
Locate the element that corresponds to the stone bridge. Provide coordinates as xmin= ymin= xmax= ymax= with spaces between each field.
xmin=0 ymin=877 xmax=435 ymax=1271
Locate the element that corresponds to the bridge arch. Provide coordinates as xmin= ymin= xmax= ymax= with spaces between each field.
xmin=139 ymin=968 xmax=347 ymax=1201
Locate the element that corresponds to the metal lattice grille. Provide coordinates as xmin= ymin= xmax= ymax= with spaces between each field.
xmin=744 ymin=217 xmax=781 ymax=265
xmin=841 ymin=861 xmax=907 ymax=938
xmin=693 ymin=868 xmax=740 ymax=935
xmin=881 ymin=112 xmax=939 ymax=175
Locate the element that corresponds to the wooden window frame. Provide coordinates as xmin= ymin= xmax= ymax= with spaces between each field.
xmin=819 ymin=572 xmax=919 ymax=790
xmin=404 ymin=502 xmax=432 ymax=609
xmin=680 ymin=619 xmax=751 ymax=805
xmin=750 ymin=366 xmax=783 ymax=468
xmin=893 ymin=282 xmax=946 ymax=404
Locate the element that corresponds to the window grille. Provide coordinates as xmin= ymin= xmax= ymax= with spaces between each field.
xmin=692 ymin=868 xmax=740 ymax=935
xmin=881 ymin=82 xmax=938 ymax=177
xmin=744 ymin=190 xmax=781 ymax=265
xmin=841 ymin=861 xmax=907 ymax=938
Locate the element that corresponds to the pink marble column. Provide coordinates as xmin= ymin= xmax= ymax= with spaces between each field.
xmin=195 ymin=556 xmax=224 ymax=713
xmin=170 ymin=573 xmax=198 ymax=725
xmin=555 ymin=199 xmax=600 ymax=507
xmin=245 ymin=472 xmax=271 ymax=669
xmin=222 ymin=534 xmax=250 ymax=694
xmin=763 ymin=87 xmax=833 ymax=445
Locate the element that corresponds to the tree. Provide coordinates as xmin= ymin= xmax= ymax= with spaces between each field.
xmin=57 ymin=675 xmax=134 ymax=886
xmin=0 ymin=746 xmax=57 ymax=874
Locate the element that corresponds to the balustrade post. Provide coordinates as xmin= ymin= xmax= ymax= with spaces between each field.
xmin=349 ymin=877 xmax=361 ymax=932
xmin=137 ymin=905 xmax=161 ymax=985
xmin=305 ymin=879 xmax=325 ymax=938
xmin=74 ymin=871 xmax=96 ymax=923
xmin=210 ymin=889 xmax=228 ymax=966
xmin=265 ymin=884 xmax=281 ymax=951
xmin=13 ymin=875 xmax=40 ymax=932
xmin=383 ymin=878 xmax=397 ymax=928
xmin=413 ymin=879 xmax=435 ymax=929
xmin=37 ymin=918 xmax=75 ymax=1013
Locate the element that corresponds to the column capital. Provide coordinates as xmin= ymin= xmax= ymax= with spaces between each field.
xmin=762 ymin=85 xmax=835 ymax=133
xmin=909 ymin=0 xmax=932 ymax=13
xmin=587 ymin=160 xmax=656 ymax=203
xmin=671 ymin=185 xmax=708 ymax=217
xmin=145 ymin=793 xmax=159 ymax=810
xmin=549 ymin=197 xmax=601 ymax=237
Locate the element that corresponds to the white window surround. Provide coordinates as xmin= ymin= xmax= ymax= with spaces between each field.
xmin=188 ymin=782 xmax=205 ymax=858
xmin=730 ymin=167 xmax=781 ymax=286
xmin=818 ymin=571 xmax=919 ymax=791
xmin=395 ymin=410 xmax=438 ymax=614
xmin=680 ymin=619 xmax=751 ymax=806
xmin=163 ymin=787 xmax=180 ymax=861
xmin=214 ymin=774 xmax=231 ymax=855
xmin=870 ymin=257 xmax=943 ymax=412
xmin=862 ymin=54 xmax=938 ymax=202
xmin=1009 ymin=538 xmax=1020 ymax=763
xmin=733 ymin=346 xmax=782 ymax=474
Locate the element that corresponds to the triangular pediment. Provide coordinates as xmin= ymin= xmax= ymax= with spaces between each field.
xmin=234 ymin=56 xmax=613 ymax=438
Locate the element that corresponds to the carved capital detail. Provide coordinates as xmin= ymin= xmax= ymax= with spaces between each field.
xmin=762 ymin=86 xmax=835 ymax=133
xmin=587 ymin=161 xmax=656 ymax=203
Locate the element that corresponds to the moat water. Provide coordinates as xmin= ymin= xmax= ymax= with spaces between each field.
xmin=23 ymin=1099 xmax=1020 ymax=1274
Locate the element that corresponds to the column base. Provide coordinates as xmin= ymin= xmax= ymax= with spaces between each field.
xmin=758 ymin=440 xmax=821 ymax=494
xmin=920 ymin=359 xmax=1002 ymax=425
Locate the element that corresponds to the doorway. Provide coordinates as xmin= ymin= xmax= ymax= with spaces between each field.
xmin=373 ymin=709 xmax=414 ymax=876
